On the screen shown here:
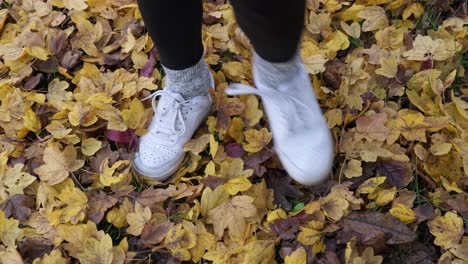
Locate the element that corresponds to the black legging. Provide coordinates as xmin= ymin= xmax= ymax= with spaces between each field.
xmin=137 ymin=0 xmax=305 ymax=70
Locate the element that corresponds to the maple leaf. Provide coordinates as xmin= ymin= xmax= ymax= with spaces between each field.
xmin=0 ymin=153 xmax=36 ymax=203
xmin=206 ymin=195 xmax=257 ymax=242
xmin=35 ymin=143 xmax=84 ymax=185
xmin=428 ymin=212 xmax=464 ymax=249
xmin=339 ymin=211 xmax=417 ymax=245
xmin=0 ymin=210 xmax=23 ymax=247
xmin=126 ymin=202 xmax=152 ymax=236
xmin=266 ymin=170 xmax=303 ymax=212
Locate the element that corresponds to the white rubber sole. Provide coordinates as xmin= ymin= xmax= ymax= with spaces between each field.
xmin=132 ymin=153 xmax=186 ymax=182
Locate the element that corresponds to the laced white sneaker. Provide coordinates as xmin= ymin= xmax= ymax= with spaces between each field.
xmin=226 ymin=62 xmax=334 ymax=185
xmin=133 ymin=89 xmax=212 ymax=181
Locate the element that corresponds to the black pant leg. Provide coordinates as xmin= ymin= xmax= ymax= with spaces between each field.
xmin=137 ymin=0 xmax=203 ymax=70
xmin=230 ymin=0 xmax=306 ymax=62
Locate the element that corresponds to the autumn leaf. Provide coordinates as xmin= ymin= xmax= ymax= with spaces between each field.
xmin=340 ymin=211 xmax=417 ymax=245
xmin=243 ymin=128 xmax=272 ymax=153
xmin=428 ymin=212 xmax=464 ymax=249
xmin=0 ymin=1 xmax=466 ymax=262
xmin=126 ymin=202 xmax=152 ymax=236
xmin=35 ymin=143 xmax=85 ymax=185
xmin=206 ymin=195 xmax=257 ymax=242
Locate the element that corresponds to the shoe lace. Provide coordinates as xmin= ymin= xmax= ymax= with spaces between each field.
xmin=226 ymin=83 xmax=311 ymax=136
xmin=142 ymin=90 xmax=191 ymax=141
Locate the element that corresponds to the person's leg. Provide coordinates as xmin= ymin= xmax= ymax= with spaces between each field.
xmin=228 ymin=0 xmax=334 ymax=185
xmin=134 ymin=0 xmax=213 ymax=181
xmin=230 ymin=0 xmax=306 ymax=88
xmin=231 ymin=0 xmax=305 ymax=63
xmin=137 ymin=0 xmax=211 ymax=99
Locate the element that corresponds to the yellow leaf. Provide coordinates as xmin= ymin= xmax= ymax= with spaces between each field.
xmin=450 ymin=236 xmax=468 ymax=262
xmin=375 ymin=56 xmax=398 ymax=79
xmin=228 ymin=117 xmax=245 ymax=143
xmin=402 ymin=3 xmax=424 ymax=20
xmin=24 ymin=46 xmax=50 ymax=61
xmin=106 ymin=198 xmax=133 ymax=228
xmin=219 ymin=158 xmax=253 ymax=179
xmin=440 ymin=177 xmax=463 ymax=194
xmin=307 ymin=12 xmax=331 ymax=34
xmin=344 ymin=159 xmax=363 ymax=178
xmin=351 ymin=247 xmax=383 ymax=264
xmin=284 ymin=247 xmax=306 ymax=264
xmin=165 ymin=223 xmax=197 ymax=261
xmin=98 ymin=106 xmax=128 ymax=131
xmin=243 ymin=128 xmax=272 ymax=153
xmin=357 ymin=176 xmax=386 ymax=194
xmin=297 ymin=227 xmax=322 ymax=246
xmin=320 ymin=188 xmax=350 ymax=222
xmin=375 ymin=187 xmax=397 ymax=206
xmin=0 ymin=155 xmax=35 ymax=202
xmin=221 ymin=61 xmax=249 ymax=82
xmin=184 ymin=134 xmax=211 ymax=155
xmin=46 ymin=120 xmax=72 ymax=139
xmin=63 ymin=0 xmax=88 ymax=10
xmin=209 ymin=134 xmax=218 ymax=157
xmin=35 ymin=144 xmax=85 ymax=185
xmin=303 ymin=53 xmax=328 ymax=74
xmin=224 ymin=176 xmax=252 ymax=195
xmin=428 ymin=212 xmax=464 ymax=249
xmin=0 ymin=210 xmax=23 ymax=247
xmin=37 ymin=249 xmax=68 ymax=264
xmin=122 ymin=98 xmax=151 ymax=130
xmin=200 ymin=185 xmax=229 ymax=217
xmin=206 ymin=195 xmax=257 ymax=242
xmin=325 ymin=30 xmax=350 ymax=53
xmin=126 ymin=202 xmax=152 ymax=236
xmin=75 ymin=235 xmax=113 ymax=264
xmin=68 ymin=102 xmax=98 ymax=127
xmin=375 ymin=27 xmax=404 ymax=50
xmin=357 ymin=6 xmax=389 ymax=32
xmin=23 ymin=107 xmax=42 ymax=133
xmin=99 ymin=160 xmax=130 ymax=187
xmin=341 ymin=21 xmax=361 ymax=39
xmin=429 ymin=142 xmax=452 ymax=156
xmin=48 ymin=179 xmax=88 ymax=225
xmin=341 ymin=4 xmax=365 ymax=22
xmin=389 ymin=204 xmax=417 ymax=224
xmin=81 ymin=138 xmax=102 ymax=156
xmin=324 ymin=108 xmax=343 ymax=128
xmin=393 ymin=110 xmax=428 ymax=142
xmin=0 ymin=247 xmax=23 ymax=263
xmin=240 ymin=95 xmax=263 ymax=127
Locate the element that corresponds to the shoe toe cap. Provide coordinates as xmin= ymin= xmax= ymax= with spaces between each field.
xmin=277 ymin=132 xmax=334 ymax=186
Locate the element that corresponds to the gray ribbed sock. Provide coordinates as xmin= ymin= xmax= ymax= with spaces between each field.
xmin=163 ymin=58 xmax=212 ymax=99
xmin=253 ymin=51 xmax=303 ymax=88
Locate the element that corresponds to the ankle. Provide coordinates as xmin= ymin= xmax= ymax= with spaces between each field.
xmin=163 ymin=57 xmax=212 ymax=100
xmin=253 ymin=51 xmax=303 ymax=87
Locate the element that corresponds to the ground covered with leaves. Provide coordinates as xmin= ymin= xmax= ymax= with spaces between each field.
xmin=0 ymin=0 xmax=467 ymax=263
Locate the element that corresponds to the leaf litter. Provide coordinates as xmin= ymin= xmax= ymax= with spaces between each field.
xmin=0 ymin=0 xmax=467 ymax=263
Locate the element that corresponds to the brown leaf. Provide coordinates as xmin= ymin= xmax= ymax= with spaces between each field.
xmin=0 ymin=194 xmax=34 ymax=221
xmin=414 ymin=203 xmax=436 ymax=224
xmin=135 ymin=187 xmax=173 ymax=207
xmin=87 ymin=191 xmax=119 ymax=224
xmin=266 ymin=170 xmax=303 ymax=212
xmin=339 ymin=211 xmax=417 ymax=245
xmin=244 ymin=149 xmax=273 ymax=177
xmin=141 ymin=221 xmax=173 ymax=246
xmin=200 ymin=176 xmax=226 ymax=190
xmin=376 ymin=160 xmax=412 ymax=188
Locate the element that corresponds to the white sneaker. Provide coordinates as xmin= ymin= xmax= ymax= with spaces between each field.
xmin=133 ymin=89 xmax=212 ymax=181
xmin=226 ymin=62 xmax=334 ymax=185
